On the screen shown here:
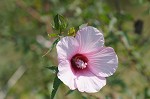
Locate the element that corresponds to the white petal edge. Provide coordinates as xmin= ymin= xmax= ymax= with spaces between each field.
xmin=56 ymin=36 xmax=79 ymax=62
xmin=75 ymin=70 xmax=106 ymax=93
xmin=57 ymin=60 xmax=77 ymax=90
xmin=75 ymin=26 xmax=104 ymax=54
xmin=86 ymin=47 xmax=118 ymax=77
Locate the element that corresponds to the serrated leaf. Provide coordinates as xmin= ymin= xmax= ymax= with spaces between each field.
xmin=79 ymin=23 xmax=88 ymax=29
xmin=48 ymin=33 xmax=58 ymax=38
xmin=51 ymin=76 xmax=62 ymax=99
xmin=68 ymin=27 xmax=76 ymax=36
xmin=65 ymin=90 xmax=74 ymax=96
xmin=42 ymin=38 xmax=60 ymax=57
xmin=46 ymin=66 xmax=58 ymax=73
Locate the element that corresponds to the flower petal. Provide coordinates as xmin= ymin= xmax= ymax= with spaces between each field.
xmin=86 ymin=47 xmax=118 ymax=77
xmin=56 ymin=37 xmax=79 ymax=62
xmin=75 ymin=26 xmax=104 ymax=53
xmin=57 ymin=60 xmax=77 ymax=90
xmin=75 ymin=70 xmax=106 ymax=93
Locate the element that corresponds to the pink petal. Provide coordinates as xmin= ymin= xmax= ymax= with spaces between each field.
xmin=75 ymin=70 xmax=106 ymax=93
xmin=56 ymin=37 xmax=79 ymax=62
xmin=75 ymin=26 xmax=104 ymax=53
xmin=86 ymin=47 xmax=118 ymax=77
xmin=57 ymin=60 xmax=77 ymax=90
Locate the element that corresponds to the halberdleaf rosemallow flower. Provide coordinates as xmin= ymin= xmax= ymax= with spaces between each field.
xmin=56 ymin=26 xmax=118 ymax=93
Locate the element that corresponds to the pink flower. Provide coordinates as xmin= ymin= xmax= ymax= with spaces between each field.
xmin=56 ymin=26 xmax=118 ymax=93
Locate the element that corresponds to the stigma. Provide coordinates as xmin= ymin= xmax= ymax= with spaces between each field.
xmin=75 ymin=59 xmax=87 ymax=69
xmin=71 ymin=54 xmax=88 ymax=70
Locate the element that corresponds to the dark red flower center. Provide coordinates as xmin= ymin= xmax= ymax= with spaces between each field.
xmin=71 ymin=54 xmax=88 ymax=71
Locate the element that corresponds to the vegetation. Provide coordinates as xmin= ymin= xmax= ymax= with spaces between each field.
xmin=0 ymin=0 xmax=150 ymax=99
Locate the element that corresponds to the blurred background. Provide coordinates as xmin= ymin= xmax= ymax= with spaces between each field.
xmin=0 ymin=0 xmax=150 ymax=99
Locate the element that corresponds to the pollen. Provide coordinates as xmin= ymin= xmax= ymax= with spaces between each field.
xmin=75 ymin=59 xmax=87 ymax=69
xmin=71 ymin=54 xmax=88 ymax=70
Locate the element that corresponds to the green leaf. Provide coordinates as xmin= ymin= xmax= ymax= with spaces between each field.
xmin=59 ymin=15 xmax=68 ymax=30
xmin=46 ymin=66 xmax=58 ymax=73
xmin=48 ymin=33 xmax=58 ymax=38
xmin=42 ymin=38 xmax=60 ymax=57
xmin=51 ymin=76 xmax=62 ymax=99
xmin=65 ymin=90 xmax=75 ymax=96
xmin=53 ymin=14 xmax=68 ymax=30
xmin=54 ymin=14 xmax=60 ymax=30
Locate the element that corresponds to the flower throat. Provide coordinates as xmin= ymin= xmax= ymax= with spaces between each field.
xmin=71 ymin=54 xmax=88 ymax=70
